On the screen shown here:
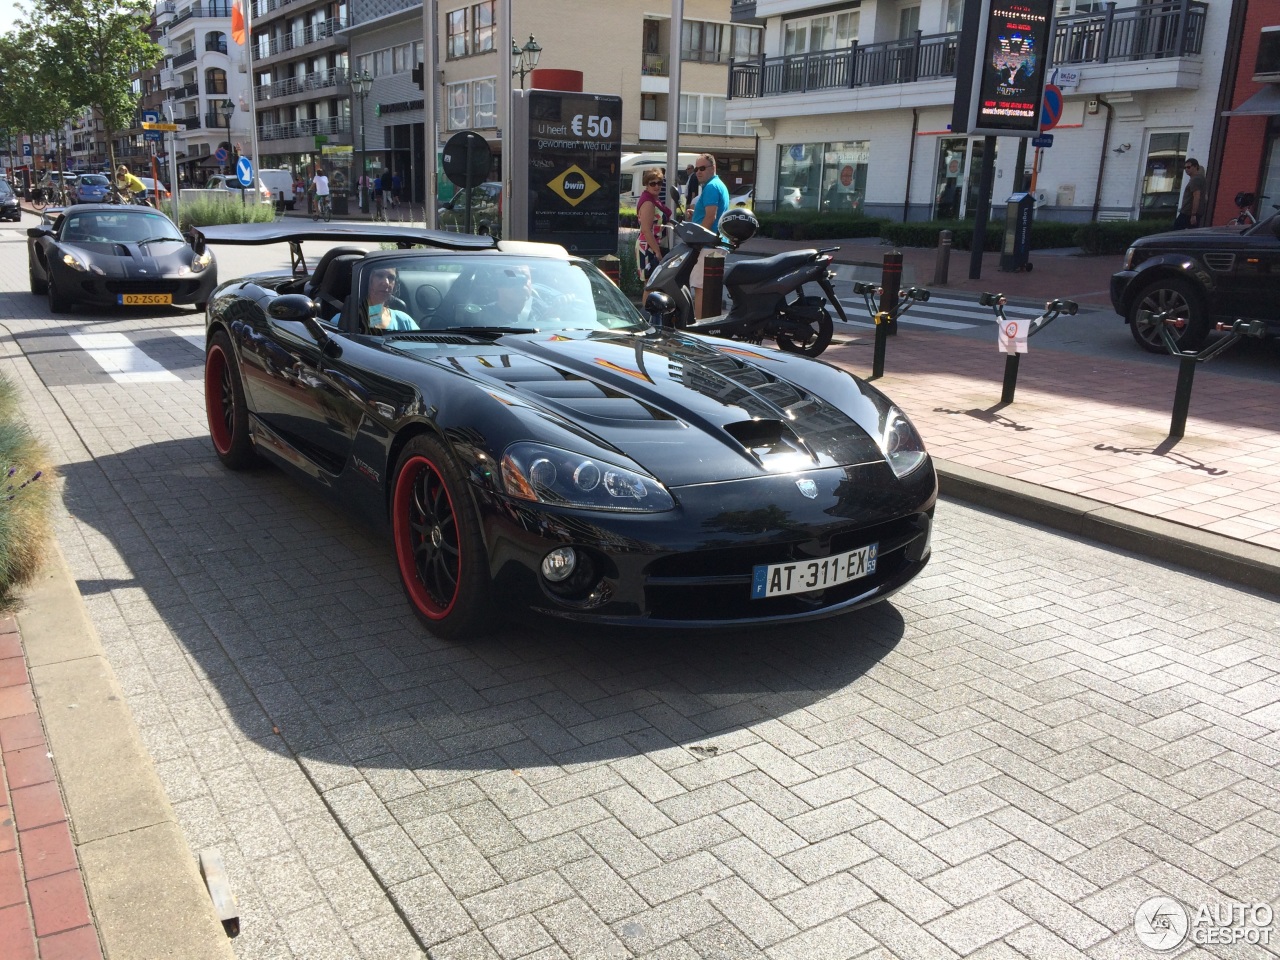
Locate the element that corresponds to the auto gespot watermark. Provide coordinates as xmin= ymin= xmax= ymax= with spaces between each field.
xmin=1135 ymin=896 xmax=1274 ymax=951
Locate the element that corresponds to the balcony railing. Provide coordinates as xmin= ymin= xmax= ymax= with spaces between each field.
xmin=258 ymin=114 xmax=349 ymax=142
xmin=205 ymin=38 xmax=228 ymax=54
xmin=263 ymin=17 xmax=346 ymax=57
xmin=175 ymin=82 xmax=200 ymax=99
xmin=204 ymin=113 xmax=231 ymax=128
xmin=169 ymin=1 xmax=230 ymax=26
xmin=178 ymin=115 xmax=201 ymax=130
xmin=207 ymin=77 xmax=227 ymax=94
xmin=254 ymin=66 xmax=348 ymax=101
xmin=172 ymin=48 xmax=198 ymax=67
xmin=249 ymin=0 xmax=301 ymax=18
xmin=728 ymin=0 xmax=1206 ymax=99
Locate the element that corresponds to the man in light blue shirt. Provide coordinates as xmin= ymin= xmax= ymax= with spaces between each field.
xmin=690 ymin=154 xmax=731 ymax=314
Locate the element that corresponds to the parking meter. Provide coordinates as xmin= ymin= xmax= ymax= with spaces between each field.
xmin=999 ymin=193 xmax=1034 ymax=273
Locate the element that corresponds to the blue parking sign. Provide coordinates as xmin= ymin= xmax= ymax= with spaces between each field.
xmin=235 ymin=155 xmax=254 ymax=187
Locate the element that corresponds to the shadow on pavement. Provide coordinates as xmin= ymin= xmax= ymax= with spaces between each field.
xmin=59 ymin=436 xmax=906 ymax=773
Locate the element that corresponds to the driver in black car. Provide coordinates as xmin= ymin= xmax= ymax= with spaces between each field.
xmin=471 ymin=265 xmax=535 ymax=325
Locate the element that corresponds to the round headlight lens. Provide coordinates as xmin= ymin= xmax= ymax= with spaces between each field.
xmin=541 ymin=547 xmax=577 ymax=582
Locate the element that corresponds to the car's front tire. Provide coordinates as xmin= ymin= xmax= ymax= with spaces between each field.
xmin=205 ymin=330 xmax=257 ymax=469
xmin=1128 ymin=277 xmax=1209 ymax=354
xmin=46 ymin=272 xmax=70 ymax=313
xmin=392 ymin=434 xmax=494 ymax=640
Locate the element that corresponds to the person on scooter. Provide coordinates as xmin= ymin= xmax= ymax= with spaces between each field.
xmin=689 ymin=155 xmax=730 ymax=316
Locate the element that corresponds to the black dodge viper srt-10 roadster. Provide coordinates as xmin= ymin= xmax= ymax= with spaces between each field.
xmin=27 ymin=204 xmax=217 ymax=313
xmin=195 ymin=222 xmax=937 ymax=638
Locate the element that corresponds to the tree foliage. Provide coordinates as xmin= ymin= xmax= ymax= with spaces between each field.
xmin=22 ymin=0 xmax=163 ymax=166
xmin=0 ymin=25 xmax=75 ymax=139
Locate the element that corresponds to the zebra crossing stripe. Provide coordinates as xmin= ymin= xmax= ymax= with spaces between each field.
xmin=169 ymin=327 xmax=206 ymax=352
xmin=70 ymin=333 xmax=180 ymax=383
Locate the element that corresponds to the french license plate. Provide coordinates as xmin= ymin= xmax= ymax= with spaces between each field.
xmin=118 ymin=293 xmax=172 ymax=305
xmin=752 ymin=543 xmax=878 ymax=599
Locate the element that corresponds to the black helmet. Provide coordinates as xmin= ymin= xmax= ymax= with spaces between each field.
xmin=719 ymin=207 xmax=758 ymax=244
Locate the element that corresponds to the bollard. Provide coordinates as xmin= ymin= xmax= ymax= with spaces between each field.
xmin=872 ymin=310 xmax=891 ymax=379
xmin=596 ymin=254 xmax=621 ymax=287
xmin=699 ymin=251 xmax=725 ymax=319
xmin=934 ymin=230 xmax=952 ymax=286
xmin=881 ymin=251 xmax=902 ymax=336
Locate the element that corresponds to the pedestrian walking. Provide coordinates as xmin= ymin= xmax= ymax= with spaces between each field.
xmin=1175 ymin=158 xmax=1206 ymax=229
xmin=635 ymin=169 xmax=671 ymax=284
xmin=689 ymin=154 xmax=730 ymax=313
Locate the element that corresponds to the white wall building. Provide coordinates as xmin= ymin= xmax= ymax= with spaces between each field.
xmin=726 ymin=0 xmax=1225 ymax=222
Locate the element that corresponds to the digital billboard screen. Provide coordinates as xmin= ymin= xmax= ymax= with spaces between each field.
xmin=968 ymin=0 xmax=1056 ymax=136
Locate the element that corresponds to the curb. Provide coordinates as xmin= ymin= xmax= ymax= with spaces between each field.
xmin=937 ymin=461 xmax=1280 ymax=597
xmin=17 ymin=543 xmax=235 ymax=960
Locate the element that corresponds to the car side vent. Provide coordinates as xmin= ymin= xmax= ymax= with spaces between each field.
xmin=1203 ymin=253 xmax=1235 ymax=272
xmin=387 ymin=333 xmax=477 ymax=345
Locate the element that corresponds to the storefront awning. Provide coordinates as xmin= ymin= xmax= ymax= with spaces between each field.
xmin=1222 ymin=85 xmax=1280 ymax=116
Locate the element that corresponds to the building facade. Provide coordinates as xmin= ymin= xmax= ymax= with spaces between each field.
xmin=725 ymin=0 xmax=1227 ymax=223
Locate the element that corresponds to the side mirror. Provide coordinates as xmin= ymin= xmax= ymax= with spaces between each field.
xmin=268 ymin=294 xmax=320 ymax=321
xmin=644 ymin=291 xmax=676 ymax=323
xmin=190 ymin=232 xmax=206 ymax=255
xmin=26 ymin=226 xmax=51 ymax=239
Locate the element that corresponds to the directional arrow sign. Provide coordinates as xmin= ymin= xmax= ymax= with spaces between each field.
xmin=142 ymin=121 xmax=180 ymax=132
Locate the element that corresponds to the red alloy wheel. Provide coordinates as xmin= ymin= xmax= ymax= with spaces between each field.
xmin=205 ymin=342 xmax=235 ymax=456
xmin=393 ymin=454 xmax=461 ymax=620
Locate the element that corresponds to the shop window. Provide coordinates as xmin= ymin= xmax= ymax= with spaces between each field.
xmin=1139 ymin=131 xmax=1189 ymax=220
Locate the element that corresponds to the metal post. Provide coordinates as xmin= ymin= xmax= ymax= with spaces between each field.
xmin=968 ymin=135 xmax=997 ymax=280
xmin=1001 ymin=353 xmax=1021 ymax=404
xmin=934 ymin=229 xmax=952 ymax=285
xmin=872 ymin=313 xmax=888 ymax=378
xmin=358 ymin=88 xmax=367 ymax=214
xmin=1169 ymin=354 xmax=1197 ymax=439
xmin=881 ymin=250 xmax=902 ymax=335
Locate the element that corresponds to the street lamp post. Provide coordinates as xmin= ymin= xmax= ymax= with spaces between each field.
xmin=219 ymin=98 xmax=235 ymax=174
xmin=351 ymin=70 xmax=371 ymax=213
xmin=511 ymin=34 xmax=541 ymax=90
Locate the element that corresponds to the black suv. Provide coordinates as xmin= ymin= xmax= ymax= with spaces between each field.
xmin=1111 ymin=218 xmax=1280 ymax=353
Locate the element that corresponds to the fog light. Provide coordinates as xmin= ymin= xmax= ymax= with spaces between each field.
xmin=541 ymin=547 xmax=577 ymax=582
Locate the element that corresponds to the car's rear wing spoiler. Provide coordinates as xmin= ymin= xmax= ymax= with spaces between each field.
xmin=191 ymin=222 xmax=498 ymax=275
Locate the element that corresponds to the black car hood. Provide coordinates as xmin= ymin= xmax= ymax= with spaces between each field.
xmin=1132 ymin=225 xmax=1264 ymax=250
xmin=394 ymin=329 xmax=891 ymax=486
xmin=63 ymin=239 xmax=193 ymax=275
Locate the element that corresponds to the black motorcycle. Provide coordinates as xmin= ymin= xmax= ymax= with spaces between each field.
xmin=642 ymin=210 xmax=847 ymax=357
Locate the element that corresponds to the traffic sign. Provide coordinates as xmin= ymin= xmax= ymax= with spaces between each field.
xmin=1041 ymin=85 xmax=1064 ymax=132
xmin=441 ymin=131 xmax=491 ymax=188
xmin=235 ymin=155 xmax=254 ymax=187
xmin=214 ymin=147 xmax=228 ymax=164
xmin=1032 ymin=134 xmax=1054 ymax=148
xmin=142 ymin=110 xmax=160 ymax=125
xmin=142 ymin=121 xmax=180 ymax=132
xmin=144 ymin=110 xmax=164 ymax=143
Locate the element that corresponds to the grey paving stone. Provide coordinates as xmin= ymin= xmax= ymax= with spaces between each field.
xmin=557 ymin=854 xmax=648 ymax=924
xmin=536 ymin=896 xmax=631 ymax=960
xmin=480 ymin=915 xmax=553 ymax=960
xmin=392 ymin=871 xmax=477 ymax=947
xmin=772 ymin=870 xmax=877 ymax=928
xmin=611 ymin=891 xmax=722 ymax=954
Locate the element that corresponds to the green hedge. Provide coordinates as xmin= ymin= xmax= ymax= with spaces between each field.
xmin=1075 ymin=218 xmax=1176 ymax=255
xmin=756 ymin=211 xmax=888 ymax=241
xmin=160 ymin=195 xmax=278 ymax=234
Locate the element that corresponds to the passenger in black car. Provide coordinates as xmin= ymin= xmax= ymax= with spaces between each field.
xmin=468 ymin=265 xmax=534 ymax=325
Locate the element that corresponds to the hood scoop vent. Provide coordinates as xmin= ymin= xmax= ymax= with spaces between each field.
xmin=723 ymin=418 xmax=816 ymax=468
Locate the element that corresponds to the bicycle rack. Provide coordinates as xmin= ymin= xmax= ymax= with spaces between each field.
xmin=852 ymin=281 xmax=931 ymax=378
xmin=980 ymin=293 xmax=1078 ymax=403
xmin=1151 ymin=312 xmax=1268 ymax=439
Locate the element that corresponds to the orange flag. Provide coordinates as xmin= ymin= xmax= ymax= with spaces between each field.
xmin=231 ymin=0 xmax=245 ymax=45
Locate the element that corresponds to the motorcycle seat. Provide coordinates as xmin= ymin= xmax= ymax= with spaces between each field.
xmin=726 ymin=250 xmax=819 ymax=285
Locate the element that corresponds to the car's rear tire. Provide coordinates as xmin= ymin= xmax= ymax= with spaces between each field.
xmin=205 ymin=330 xmax=257 ymax=469
xmin=28 ymin=259 xmax=47 ymax=295
xmin=46 ymin=273 xmax=70 ymax=313
xmin=392 ymin=434 xmax=494 ymax=640
xmin=1128 ymin=278 xmax=1209 ymax=354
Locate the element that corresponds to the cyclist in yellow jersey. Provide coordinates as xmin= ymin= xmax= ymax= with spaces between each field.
xmin=115 ymin=165 xmax=147 ymax=201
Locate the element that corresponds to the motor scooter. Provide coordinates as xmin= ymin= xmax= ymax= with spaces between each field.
xmin=642 ymin=213 xmax=847 ymax=357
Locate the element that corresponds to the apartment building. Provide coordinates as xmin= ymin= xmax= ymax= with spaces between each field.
xmin=725 ymin=0 xmax=1228 ymax=222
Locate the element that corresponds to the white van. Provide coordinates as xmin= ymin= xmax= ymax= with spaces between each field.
xmin=619 ymin=152 xmax=699 ymax=209
xmin=257 ymin=168 xmax=296 ymax=209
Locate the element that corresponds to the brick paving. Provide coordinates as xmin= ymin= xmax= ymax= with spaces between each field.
xmin=0 ymin=617 xmax=103 ymax=960
xmin=0 ymin=226 xmax=1277 ymax=958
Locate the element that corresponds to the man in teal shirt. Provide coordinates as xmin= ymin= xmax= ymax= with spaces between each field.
xmin=690 ymin=154 xmax=731 ymax=314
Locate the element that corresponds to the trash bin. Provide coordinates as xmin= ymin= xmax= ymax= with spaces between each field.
xmin=1000 ymin=192 xmax=1034 ymax=273
xmin=330 ymin=194 xmax=349 ymax=216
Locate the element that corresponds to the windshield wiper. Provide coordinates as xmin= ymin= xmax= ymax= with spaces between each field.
xmin=442 ymin=326 xmax=538 ymax=336
xmin=137 ymin=237 xmax=184 ymax=246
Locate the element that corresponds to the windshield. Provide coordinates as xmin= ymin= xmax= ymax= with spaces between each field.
xmin=358 ymin=254 xmax=646 ymax=336
xmin=0 ymin=181 xmax=12 ymax=198
xmin=80 ymin=175 xmax=109 ymax=186
xmin=60 ymin=210 xmax=186 ymax=243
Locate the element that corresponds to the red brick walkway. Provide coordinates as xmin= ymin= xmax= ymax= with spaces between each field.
xmin=0 ymin=616 xmax=102 ymax=960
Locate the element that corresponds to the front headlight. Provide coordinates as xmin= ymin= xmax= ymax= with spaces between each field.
xmin=62 ymin=252 xmax=89 ymax=272
xmin=1123 ymin=245 xmax=1138 ymax=271
xmin=191 ymin=251 xmax=212 ymax=273
xmin=500 ymin=442 xmax=674 ymax=513
xmin=878 ymin=406 xmax=928 ymax=478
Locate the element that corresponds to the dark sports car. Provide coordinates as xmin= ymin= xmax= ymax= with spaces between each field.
xmin=196 ymin=222 xmax=936 ymax=638
xmin=0 ymin=179 xmax=20 ymax=222
xmin=27 ymin=204 xmax=217 ymax=313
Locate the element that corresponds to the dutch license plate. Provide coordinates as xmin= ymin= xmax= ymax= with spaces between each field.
xmin=752 ymin=543 xmax=878 ymax=599
xmin=118 ymin=293 xmax=172 ymax=305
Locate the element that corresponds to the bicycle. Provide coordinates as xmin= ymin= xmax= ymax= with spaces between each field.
xmin=28 ymin=187 xmax=47 ymax=212
xmin=311 ymin=193 xmax=332 ymax=222
xmin=1227 ymin=191 xmax=1266 ymax=226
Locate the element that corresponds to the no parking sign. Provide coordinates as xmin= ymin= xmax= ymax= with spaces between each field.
xmin=1041 ymin=84 xmax=1064 ymax=131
